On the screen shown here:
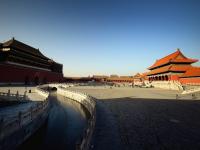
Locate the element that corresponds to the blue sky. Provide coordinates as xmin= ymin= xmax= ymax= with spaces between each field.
xmin=0 ymin=0 xmax=200 ymax=76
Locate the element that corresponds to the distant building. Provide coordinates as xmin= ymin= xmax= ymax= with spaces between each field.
xmin=64 ymin=77 xmax=93 ymax=82
xmin=93 ymin=75 xmax=109 ymax=82
xmin=106 ymin=76 xmax=134 ymax=83
xmin=132 ymin=73 xmax=144 ymax=86
xmin=147 ymin=49 xmax=200 ymax=89
xmin=110 ymin=74 xmax=119 ymax=78
xmin=0 ymin=38 xmax=63 ymax=84
xmin=91 ymin=75 xmax=135 ymax=83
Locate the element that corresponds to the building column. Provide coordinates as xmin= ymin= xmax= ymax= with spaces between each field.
xmin=159 ymin=76 xmax=161 ymax=81
xmin=165 ymin=75 xmax=169 ymax=81
xmin=162 ymin=75 xmax=164 ymax=81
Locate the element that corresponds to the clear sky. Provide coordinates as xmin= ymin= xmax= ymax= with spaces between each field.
xmin=0 ymin=0 xmax=200 ymax=77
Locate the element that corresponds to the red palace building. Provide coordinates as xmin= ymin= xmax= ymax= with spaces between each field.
xmin=147 ymin=49 xmax=200 ymax=89
xmin=0 ymin=38 xmax=64 ymax=85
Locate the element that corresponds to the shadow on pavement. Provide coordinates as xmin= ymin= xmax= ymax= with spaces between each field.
xmin=92 ymin=97 xmax=200 ymax=150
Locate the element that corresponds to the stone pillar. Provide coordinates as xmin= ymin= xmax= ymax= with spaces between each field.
xmin=24 ymin=91 xmax=27 ymax=100
xmin=7 ymin=89 xmax=10 ymax=98
xmin=16 ymin=91 xmax=19 ymax=100
xmin=159 ymin=76 xmax=161 ymax=81
xmin=162 ymin=76 xmax=164 ymax=81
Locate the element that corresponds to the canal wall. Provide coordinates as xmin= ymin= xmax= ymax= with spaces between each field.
xmin=57 ymin=86 xmax=96 ymax=150
xmin=0 ymin=87 xmax=50 ymax=150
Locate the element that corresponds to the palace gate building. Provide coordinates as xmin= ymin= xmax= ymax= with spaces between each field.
xmin=0 ymin=38 xmax=63 ymax=84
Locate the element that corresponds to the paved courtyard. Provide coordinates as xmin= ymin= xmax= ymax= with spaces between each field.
xmin=69 ymin=86 xmax=200 ymax=100
xmin=70 ymin=86 xmax=200 ymax=150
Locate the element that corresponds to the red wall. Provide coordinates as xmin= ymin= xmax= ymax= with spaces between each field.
xmin=179 ymin=77 xmax=200 ymax=85
xmin=0 ymin=63 xmax=63 ymax=84
xmin=170 ymin=75 xmax=179 ymax=81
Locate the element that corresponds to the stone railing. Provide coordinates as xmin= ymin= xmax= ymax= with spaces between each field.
xmin=175 ymin=92 xmax=200 ymax=100
xmin=0 ymin=87 xmax=50 ymax=150
xmin=174 ymin=81 xmax=184 ymax=91
xmin=38 ymin=83 xmax=75 ymax=90
xmin=35 ymin=86 xmax=49 ymax=99
xmin=48 ymin=83 xmax=75 ymax=89
xmin=57 ymin=86 xmax=96 ymax=150
xmin=151 ymin=81 xmax=183 ymax=91
xmin=182 ymin=87 xmax=200 ymax=95
xmin=0 ymin=90 xmax=28 ymax=101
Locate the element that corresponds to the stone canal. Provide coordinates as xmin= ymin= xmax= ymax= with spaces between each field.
xmin=18 ymin=92 xmax=90 ymax=150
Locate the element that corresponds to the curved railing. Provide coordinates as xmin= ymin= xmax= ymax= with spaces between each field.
xmin=182 ymin=87 xmax=200 ymax=95
xmin=56 ymin=86 xmax=96 ymax=150
xmin=35 ymin=86 xmax=49 ymax=98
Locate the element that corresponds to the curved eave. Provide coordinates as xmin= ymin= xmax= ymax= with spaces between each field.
xmin=147 ymin=71 xmax=169 ymax=76
xmin=148 ymin=59 xmax=198 ymax=70
xmin=3 ymin=39 xmax=50 ymax=60
xmin=147 ymin=70 xmax=187 ymax=76
xmin=170 ymin=59 xmax=198 ymax=63
xmin=147 ymin=50 xmax=198 ymax=70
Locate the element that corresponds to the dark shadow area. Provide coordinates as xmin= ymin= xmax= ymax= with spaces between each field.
xmin=0 ymin=100 xmax=28 ymax=107
xmin=92 ymin=97 xmax=200 ymax=150
xmin=24 ymin=76 xmax=30 ymax=85
xmin=34 ymin=76 xmax=39 ymax=85
xmin=18 ymin=93 xmax=90 ymax=150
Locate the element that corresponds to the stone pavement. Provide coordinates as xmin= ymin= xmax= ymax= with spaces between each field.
xmin=69 ymin=86 xmax=200 ymax=100
xmin=70 ymin=86 xmax=200 ymax=150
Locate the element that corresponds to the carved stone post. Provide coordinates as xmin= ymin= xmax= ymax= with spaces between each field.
xmin=6 ymin=89 xmax=10 ymax=101
xmin=16 ymin=91 xmax=19 ymax=100
xmin=7 ymin=89 xmax=10 ymax=98
xmin=24 ymin=91 xmax=27 ymax=100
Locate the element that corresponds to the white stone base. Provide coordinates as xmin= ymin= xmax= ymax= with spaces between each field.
xmin=151 ymin=81 xmax=183 ymax=91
